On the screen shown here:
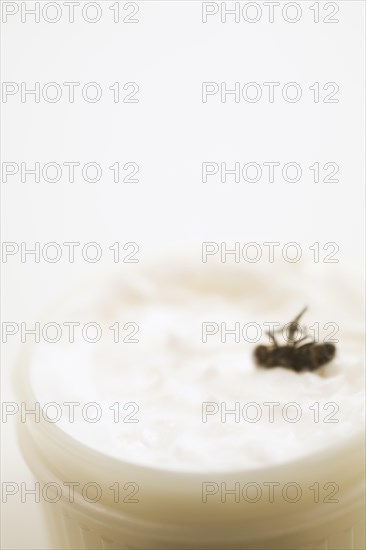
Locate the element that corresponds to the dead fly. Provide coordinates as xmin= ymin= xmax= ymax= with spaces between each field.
xmin=254 ymin=307 xmax=336 ymax=372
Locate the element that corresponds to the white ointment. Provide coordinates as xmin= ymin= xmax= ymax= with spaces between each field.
xmin=28 ymin=262 xmax=365 ymax=472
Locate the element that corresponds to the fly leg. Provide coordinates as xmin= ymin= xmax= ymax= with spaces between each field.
xmin=265 ymin=331 xmax=278 ymax=347
xmin=285 ymin=307 xmax=308 ymax=346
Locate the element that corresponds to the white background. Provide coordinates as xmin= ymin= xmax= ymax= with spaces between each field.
xmin=1 ymin=1 xmax=365 ymax=548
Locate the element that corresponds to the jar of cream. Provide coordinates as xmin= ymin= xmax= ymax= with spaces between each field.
xmin=14 ymin=261 xmax=365 ymax=549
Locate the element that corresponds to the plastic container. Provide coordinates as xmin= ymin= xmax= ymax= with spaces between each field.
xmin=14 ymin=265 xmax=365 ymax=549
xmin=14 ymin=346 xmax=366 ymax=550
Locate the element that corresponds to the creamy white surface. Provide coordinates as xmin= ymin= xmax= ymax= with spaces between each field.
xmin=29 ymin=263 xmax=365 ymax=471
